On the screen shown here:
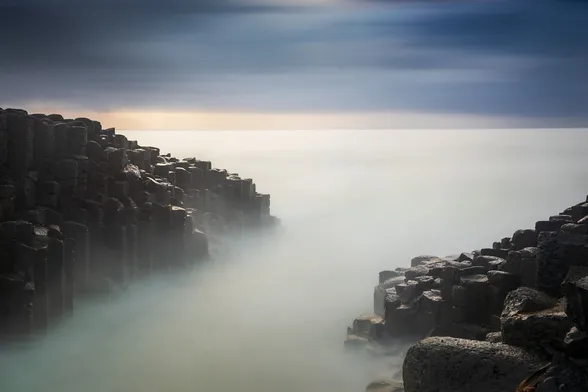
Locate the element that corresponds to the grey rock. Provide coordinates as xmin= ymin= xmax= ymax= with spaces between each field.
xmin=459 ymin=266 xmax=486 ymax=276
xmin=402 ymin=337 xmax=545 ymax=392
xmin=472 ymin=255 xmax=504 ymax=271
xmin=501 ymin=299 xmax=572 ymax=350
xmin=501 ymin=287 xmax=557 ymax=319
xmin=405 ymin=265 xmax=430 ymax=280
xmin=485 ymin=331 xmax=502 ymax=343
xmin=410 ymin=255 xmax=442 ymax=267
xmin=379 ymin=270 xmax=403 ymax=284
xmin=374 ymin=286 xmax=401 ymax=317
xmin=512 ymin=229 xmax=538 ymax=250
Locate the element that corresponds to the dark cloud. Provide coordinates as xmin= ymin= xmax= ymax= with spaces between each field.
xmin=0 ymin=0 xmax=587 ymax=126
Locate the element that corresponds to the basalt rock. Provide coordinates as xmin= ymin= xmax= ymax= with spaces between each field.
xmin=0 ymin=109 xmax=275 ymax=339
xmin=402 ymin=337 xmax=545 ymax=392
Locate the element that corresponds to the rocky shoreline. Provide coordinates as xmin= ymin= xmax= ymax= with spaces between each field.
xmin=348 ymin=201 xmax=588 ymax=391
xmin=0 ymin=107 xmax=276 ymax=341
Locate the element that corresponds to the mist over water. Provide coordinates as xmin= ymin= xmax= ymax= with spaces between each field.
xmin=2 ymin=129 xmax=588 ymax=392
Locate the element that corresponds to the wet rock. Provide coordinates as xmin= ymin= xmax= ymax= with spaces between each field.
xmin=402 ymin=337 xmax=545 ymax=392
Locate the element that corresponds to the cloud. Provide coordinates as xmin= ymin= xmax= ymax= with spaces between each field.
xmin=0 ymin=0 xmax=587 ymax=127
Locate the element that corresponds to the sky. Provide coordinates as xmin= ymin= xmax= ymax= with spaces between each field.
xmin=0 ymin=0 xmax=587 ymax=129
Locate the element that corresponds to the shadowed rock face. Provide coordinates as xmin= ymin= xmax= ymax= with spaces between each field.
xmin=402 ymin=337 xmax=545 ymax=392
xmin=352 ymin=193 xmax=588 ymax=391
xmin=0 ymin=107 xmax=275 ymax=339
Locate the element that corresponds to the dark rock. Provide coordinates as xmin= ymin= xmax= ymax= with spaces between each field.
xmin=536 ymin=220 xmax=565 ymax=233
xmin=374 ymin=286 xmax=401 ymax=317
xmin=488 ymin=270 xmax=520 ymax=289
xmin=480 ymin=248 xmax=509 ymax=259
xmin=561 ymin=223 xmax=588 ymax=234
xmin=402 ymin=337 xmax=545 ymax=392
xmin=430 ymin=323 xmax=491 ymax=341
xmin=459 ymin=266 xmax=486 ymax=276
xmin=500 ymin=237 xmax=511 ymax=249
xmin=561 ymin=266 xmax=588 ymax=331
xmin=413 ymin=275 xmax=435 ymax=291
xmin=501 ymin=287 xmax=557 ymax=319
xmin=405 ymin=265 xmax=430 ymax=280
xmin=398 ymin=280 xmax=421 ymax=305
xmin=457 ymin=252 xmax=474 ymax=262
xmin=410 ymin=255 xmax=442 ymax=267
xmin=564 ymin=326 xmax=588 ymax=358
xmin=451 ymin=285 xmax=468 ymax=308
xmin=512 ymin=229 xmax=538 ymax=250
xmin=550 ymin=214 xmax=573 ymax=223
xmin=501 ymin=299 xmax=572 ymax=351
xmin=472 ymin=255 xmax=504 ymax=271
xmin=351 ymin=314 xmax=386 ymax=341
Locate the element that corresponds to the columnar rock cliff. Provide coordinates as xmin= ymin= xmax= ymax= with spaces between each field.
xmin=0 ymin=107 xmax=275 ymax=339
xmin=348 ymin=202 xmax=588 ymax=392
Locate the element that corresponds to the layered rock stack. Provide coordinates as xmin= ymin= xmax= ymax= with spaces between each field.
xmin=347 ymin=201 xmax=588 ymax=391
xmin=0 ymin=108 xmax=275 ymax=340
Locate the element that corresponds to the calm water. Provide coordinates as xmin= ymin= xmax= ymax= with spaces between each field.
xmin=2 ymin=129 xmax=588 ymax=392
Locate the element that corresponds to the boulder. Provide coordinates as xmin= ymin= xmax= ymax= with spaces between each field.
xmin=501 ymin=299 xmax=572 ymax=351
xmin=512 ymin=229 xmax=537 ymax=250
xmin=410 ymin=255 xmax=442 ymax=267
xmin=501 ymin=287 xmax=557 ymax=319
xmin=472 ymin=255 xmax=504 ymax=271
xmin=402 ymin=337 xmax=545 ymax=392
xmin=405 ymin=265 xmax=430 ymax=280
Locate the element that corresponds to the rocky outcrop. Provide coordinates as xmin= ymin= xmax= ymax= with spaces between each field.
xmin=349 ymin=197 xmax=588 ymax=391
xmin=402 ymin=337 xmax=545 ymax=392
xmin=0 ymin=107 xmax=276 ymax=339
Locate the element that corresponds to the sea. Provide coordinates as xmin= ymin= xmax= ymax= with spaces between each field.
xmin=1 ymin=129 xmax=588 ymax=392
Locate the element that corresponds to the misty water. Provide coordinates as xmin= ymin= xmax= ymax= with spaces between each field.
xmin=2 ymin=129 xmax=588 ymax=392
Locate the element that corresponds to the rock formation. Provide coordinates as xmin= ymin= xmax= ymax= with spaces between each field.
xmin=347 ymin=199 xmax=588 ymax=391
xmin=0 ymin=107 xmax=276 ymax=339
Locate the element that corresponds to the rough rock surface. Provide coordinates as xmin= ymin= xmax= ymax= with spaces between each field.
xmin=402 ymin=337 xmax=546 ymax=392
xmin=0 ymin=107 xmax=276 ymax=338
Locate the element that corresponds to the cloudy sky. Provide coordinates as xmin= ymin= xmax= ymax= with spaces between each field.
xmin=0 ymin=0 xmax=587 ymax=129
